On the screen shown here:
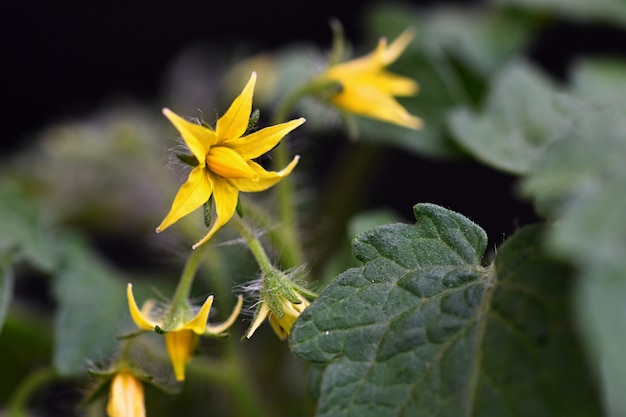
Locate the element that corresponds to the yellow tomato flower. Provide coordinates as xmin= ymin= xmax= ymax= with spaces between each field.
xmin=246 ymin=291 xmax=310 ymax=340
xmin=127 ymin=283 xmax=242 ymax=381
xmin=106 ymin=371 xmax=145 ymax=417
xmin=157 ymin=72 xmax=305 ymax=249
xmin=317 ymin=29 xmax=422 ymax=129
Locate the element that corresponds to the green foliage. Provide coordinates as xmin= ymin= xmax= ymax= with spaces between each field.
xmin=292 ymin=205 xmax=599 ymax=416
xmin=52 ymin=234 xmax=128 ymax=376
xmin=490 ymin=0 xmax=626 ymax=25
xmin=0 ymin=262 xmax=13 ymax=335
xmin=0 ymin=181 xmax=58 ymax=272
xmin=449 ymin=60 xmax=576 ymax=174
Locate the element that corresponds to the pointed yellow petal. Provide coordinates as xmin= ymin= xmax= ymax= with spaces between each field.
xmin=359 ymin=72 xmax=419 ymax=96
xmin=127 ymin=283 xmax=158 ymax=331
xmin=182 ymin=295 xmax=213 ymax=334
xmin=206 ymin=295 xmax=243 ymax=335
xmin=268 ymin=315 xmax=289 ymax=341
xmin=165 ymin=329 xmax=196 ymax=381
xmin=332 ymin=87 xmax=422 ymax=130
xmin=382 ymin=29 xmax=415 ymax=65
xmin=222 ymin=118 xmax=306 ymax=160
xmin=156 ymin=167 xmax=213 ymax=232
xmin=162 ymin=108 xmax=215 ymax=165
xmin=245 ymin=302 xmax=270 ymax=339
xmin=206 ymin=146 xmax=257 ymax=179
xmin=216 ymin=72 xmax=257 ymax=142
xmin=229 ymin=156 xmax=299 ymax=192
xmin=191 ymin=175 xmax=239 ymax=249
xmin=107 ymin=372 xmax=146 ymax=417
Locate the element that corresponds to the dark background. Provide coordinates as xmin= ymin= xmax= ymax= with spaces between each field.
xmin=1 ymin=0 xmax=625 ymax=245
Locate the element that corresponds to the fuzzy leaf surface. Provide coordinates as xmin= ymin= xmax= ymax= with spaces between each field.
xmin=291 ymin=204 xmax=598 ymax=417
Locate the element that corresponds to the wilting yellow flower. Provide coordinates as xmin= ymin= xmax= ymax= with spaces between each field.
xmin=317 ymin=29 xmax=422 ymax=129
xmin=127 ymin=283 xmax=242 ymax=381
xmin=246 ymin=292 xmax=310 ymax=340
xmin=157 ymin=72 xmax=305 ymax=249
xmin=106 ymin=371 xmax=145 ymax=417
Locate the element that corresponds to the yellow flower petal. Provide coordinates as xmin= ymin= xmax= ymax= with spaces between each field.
xmin=107 ymin=372 xmax=146 ymax=417
xmin=216 ymin=72 xmax=257 ymax=142
xmin=156 ymin=166 xmax=213 ymax=232
xmin=381 ymin=28 xmax=415 ymax=65
xmin=162 ymin=108 xmax=216 ymax=165
xmin=206 ymin=295 xmax=243 ymax=335
xmin=206 ymin=146 xmax=257 ymax=179
xmin=127 ymin=283 xmax=158 ymax=331
xmin=268 ymin=315 xmax=289 ymax=341
xmin=165 ymin=329 xmax=196 ymax=381
xmin=245 ymin=301 xmax=270 ymax=339
xmin=191 ymin=175 xmax=239 ymax=249
xmin=222 ymin=117 xmax=306 ymax=160
xmin=182 ymin=295 xmax=214 ymax=334
xmin=229 ymin=156 xmax=299 ymax=192
xmin=332 ymin=87 xmax=422 ymax=129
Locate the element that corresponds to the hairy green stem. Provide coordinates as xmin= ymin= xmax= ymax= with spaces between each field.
xmin=270 ymin=80 xmax=332 ymax=269
xmin=229 ymin=215 xmax=278 ymax=278
xmin=169 ymin=244 xmax=209 ymax=312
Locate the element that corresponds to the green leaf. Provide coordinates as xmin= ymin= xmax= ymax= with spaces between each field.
xmin=365 ymin=3 xmax=535 ymax=76
xmin=291 ymin=205 xmax=599 ymax=416
xmin=570 ymin=58 xmax=626 ymax=105
xmin=522 ymin=103 xmax=626 ymax=218
xmin=576 ymin=264 xmax=626 ymax=417
xmin=0 ymin=181 xmax=57 ymax=271
xmin=52 ymin=233 xmax=128 ymax=376
xmin=490 ymin=0 xmax=626 ymax=26
xmin=448 ymin=60 xmax=576 ymax=174
xmin=0 ymin=262 xmax=14 ymax=335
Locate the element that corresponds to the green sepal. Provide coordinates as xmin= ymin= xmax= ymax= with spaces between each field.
xmin=246 ymin=109 xmax=261 ymax=134
xmin=203 ymin=196 xmax=213 ymax=228
xmin=176 ymin=153 xmax=199 ymax=167
xmin=235 ymin=196 xmax=244 ymax=218
xmin=263 ymin=289 xmax=285 ymax=319
xmin=154 ymin=325 xmax=167 ymax=335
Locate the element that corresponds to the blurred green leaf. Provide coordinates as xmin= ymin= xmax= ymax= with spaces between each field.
xmin=577 ymin=264 xmax=626 ymax=417
xmin=365 ymin=3 xmax=535 ymax=76
xmin=0 ymin=262 xmax=13 ymax=335
xmin=291 ymin=205 xmax=598 ymax=416
xmin=449 ymin=60 xmax=576 ymax=174
xmin=522 ymin=104 xmax=626 ymax=218
xmin=0 ymin=182 xmax=57 ymax=272
xmin=570 ymin=58 xmax=626 ymax=104
xmin=491 ymin=0 xmax=626 ymax=26
xmin=53 ymin=234 xmax=128 ymax=376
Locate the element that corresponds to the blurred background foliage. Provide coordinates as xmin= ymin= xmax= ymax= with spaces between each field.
xmin=1 ymin=0 xmax=625 ymax=416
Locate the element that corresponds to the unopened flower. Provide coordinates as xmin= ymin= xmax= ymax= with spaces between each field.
xmin=244 ymin=271 xmax=314 ymax=340
xmin=316 ymin=29 xmax=422 ymax=129
xmin=127 ymin=283 xmax=242 ymax=381
xmin=246 ymin=291 xmax=310 ymax=340
xmin=157 ymin=72 xmax=305 ymax=248
xmin=106 ymin=371 xmax=145 ymax=417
